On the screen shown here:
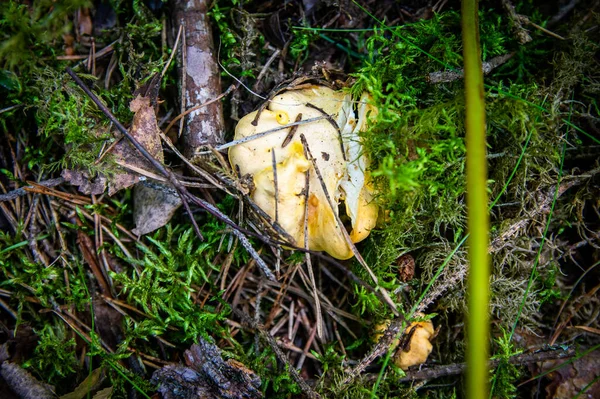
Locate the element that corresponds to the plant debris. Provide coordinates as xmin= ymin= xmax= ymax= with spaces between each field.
xmin=152 ymin=338 xmax=262 ymax=399
xmin=1 ymin=0 xmax=599 ymax=398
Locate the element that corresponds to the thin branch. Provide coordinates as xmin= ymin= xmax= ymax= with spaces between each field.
xmin=303 ymin=167 xmax=323 ymax=339
xmin=299 ymin=134 xmax=399 ymax=315
xmin=305 ymin=103 xmax=346 ymax=161
xmin=0 ymin=178 xmax=64 ymax=203
xmin=282 ymin=113 xmax=303 ymax=148
xmin=389 ymin=346 xmax=575 ymax=383
xmin=427 ymin=53 xmax=514 ymax=84
xmin=232 ymin=307 xmax=321 ymax=399
xmin=215 ymin=116 xmax=327 ymax=152
xmin=65 ymin=67 xmax=276 ymax=281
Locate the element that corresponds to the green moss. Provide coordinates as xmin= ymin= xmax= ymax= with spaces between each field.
xmin=0 ymin=0 xmax=92 ymax=72
xmin=22 ymin=323 xmax=80 ymax=388
xmin=111 ymin=224 xmax=231 ymax=343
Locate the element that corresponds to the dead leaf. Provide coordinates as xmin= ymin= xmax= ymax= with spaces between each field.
xmin=0 ymin=324 xmax=37 ymax=365
xmin=151 ymin=338 xmax=262 ymax=399
xmin=60 ymin=368 xmax=104 ymax=399
xmin=62 ymin=169 xmax=107 ymax=196
xmin=92 ymin=299 xmax=124 ymax=351
xmin=132 ymin=180 xmax=182 ymax=236
xmin=541 ymin=349 xmax=600 ymax=399
xmin=92 ymin=387 xmax=113 ymax=399
xmin=108 ymin=94 xmax=164 ymax=195
xmin=77 ymin=8 xmax=93 ymax=38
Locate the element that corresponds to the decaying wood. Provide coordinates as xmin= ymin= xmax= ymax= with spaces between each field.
xmin=0 ymin=362 xmax=55 ymax=399
xmin=152 ymin=338 xmax=263 ymax=399
xmin=171 ymin=0 xmax=225 ymax=158
xmin=392 ymin=346 xmax=575 ymax=383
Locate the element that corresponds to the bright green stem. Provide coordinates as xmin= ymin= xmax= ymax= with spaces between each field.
xmin=462 ymin=1 xmax=490 ymax=398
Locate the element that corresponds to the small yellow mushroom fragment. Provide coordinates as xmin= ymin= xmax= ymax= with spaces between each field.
xmin=229 ymin=86 xmax=379 ymax=259
xmin=394 ymin=319 xmax=435 ymax=370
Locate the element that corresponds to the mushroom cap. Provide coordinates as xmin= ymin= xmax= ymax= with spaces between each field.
xmin=229 ymin=86 xmax=379 ymax=259
xmin=394 ymin=319 xmax=435 ymax=370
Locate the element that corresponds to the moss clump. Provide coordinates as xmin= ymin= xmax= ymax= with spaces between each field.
xmin=22 ymin=324 xmax=79 ymax=389
xmin=111 ymin=224 xmax=232 ymax=344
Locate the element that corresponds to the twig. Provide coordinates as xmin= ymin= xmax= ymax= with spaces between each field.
xmin=548 ymin=0 xmax=582 ymax=26
xmin=299 ymin=134 xmax=399 ymax=315
xmin=517 ymin=15 xmax=566 ymax=40
xmin=232 ymin=307 xmax=321 ymax=399
xmin=272 ymin=148 xmax=279 ymax=223
xmin=427 ymin=53 xmax=514 ymax=84
xmin=179 ymin=24 xmax=186 ymax=138
xmin=214 ymin=116 xmax=327 ymax=152
xmin=66 ymin=67 xmax=275 ymax=281
xmin=393 ymin=346 xmax=575 ymax=383
xmin=341 ymin=319 xmax=404 ymax=385
xmin=0 ymin=104 xmax=24 ymax=115
xmin=501 ymin=0 xmax=532 ymax=44
xmin=160 ymin=24 xmax=183 ymax=80
xmin=303 ymin=168 xmax=323 ymax=339
xmin=0 ymin=178 xmax=64 ymax=203
xmin=253 ymin=48 xmax=281 ymax=91
xmin=489 ymin=178 xmax=586 ymax=252
xmin=282 ymin=113 xmax=303 ymax=148
xmin=55 ymin=39 xmax=118 ymax=62
xmin=305 ymin=103 xmax=346 ymax=161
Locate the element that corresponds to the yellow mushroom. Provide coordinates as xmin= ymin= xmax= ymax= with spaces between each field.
xmin=394 ymin=319 xmax=435 ymax=370
xmin=229 ymin=85 xmax=379 ymax=259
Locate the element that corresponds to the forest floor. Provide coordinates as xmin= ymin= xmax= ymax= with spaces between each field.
xmin=0 ymin=0 xmax=599 ymax=398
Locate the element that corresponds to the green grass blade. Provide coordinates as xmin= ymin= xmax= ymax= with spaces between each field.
xmin=462 ymin=1 xmax=491 ymax=398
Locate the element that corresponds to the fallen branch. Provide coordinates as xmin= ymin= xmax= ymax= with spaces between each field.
xmin=171 ymin=0 xmax=225 ymax=155
xmin=391 ymin=346 xmax=575 ymax=383
xmin=0 ymin=178 xmax=64 ymax=203
xmin=427 ymin=54 xmax=514 ymax=84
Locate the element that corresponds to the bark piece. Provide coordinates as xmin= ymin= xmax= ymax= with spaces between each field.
xmin=0 ymin=362 xmax=55 ymax=399
xmin=171 ymin=0 xmax=225 ymax=159
xmin=151 ymin=338 xmax=262 ymax=399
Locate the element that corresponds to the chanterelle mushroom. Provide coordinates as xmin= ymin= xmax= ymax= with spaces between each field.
xmin=229 ymin=86 xmax=378 ymax=259
xmin=394 ymin=318 xmax=435 ymax=370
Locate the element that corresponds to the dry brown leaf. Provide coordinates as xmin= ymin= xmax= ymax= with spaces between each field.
xmin=61 ymin=169 xmax=107 ymax=195
xmin=108 ymin=95 xmax=164 ymax=196
xmin=541 ymin=349 xmax=600 ymax=399
xmin=62 ymin=93 xmax=164 ymax=196
xmin=92 ymin=299 xmax=124 ymax=351
xmin=60 ymin=368 xmax=104 ymax=399
xmin=92 ymin=387 xmax=113 ymax=399
xmin=132 ymin=181 xmax=182 ymax=236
